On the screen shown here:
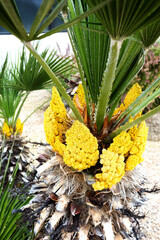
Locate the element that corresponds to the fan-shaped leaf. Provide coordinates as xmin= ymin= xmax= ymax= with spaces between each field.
xmin=86 ymin=0 xmax=160 ymax=40
xmin=140 ymin=20 xmax=160 ymax=48
xmin=68 ymin=0 xmax=110 ymax=103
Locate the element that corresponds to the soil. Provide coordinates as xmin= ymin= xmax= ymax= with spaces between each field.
xmin=20 ymin=90 xmax=160 ymax=240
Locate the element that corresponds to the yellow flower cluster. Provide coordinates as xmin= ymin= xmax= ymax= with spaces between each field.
xmin=2 ymin=119 xmax=23 ymax=137
xmin=113 ymin=103 xmax=125 ymax=115
xmin=108 ymin=131 xmax=133 ymax=155
xmin=93 ymin=121 xmax=148 ymax=191
xmin=43 ymin=86 xmax=148 ymax=192
xmin=73 ymin=84 xmax=86 ymax=109
xmin=63 ymin=121 xmax=99 ymax=171
xmin=114 ymin=83 xmax=142 ymax=115
xmin=125 ymin=121 xmax=148 ymax=171
xmin=44 ymin=87 xmax=68 ymax=156
xmin=2 ymin=122 xmax=13 ymax=137
xmin=15 ymin=119 xmax=24 ymax=135
xmin=124 ymin=83 xmax=142 ymax=108
xmin=50 ymin=86 xmax=67 ymax=121
xmin=93 ymin=150 xmax=125 ymax=191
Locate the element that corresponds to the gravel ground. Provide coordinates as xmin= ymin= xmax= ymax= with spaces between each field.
xmin=140 ymin=141 xmax=160 ymax=240
xmin=20 ymin=90 xmax=160 ymax=240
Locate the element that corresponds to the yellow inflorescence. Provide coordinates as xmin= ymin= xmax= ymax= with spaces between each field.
xmin=108 ymin=131 xmax=133 ymax=155
xmin=2 ymin=122 xmax=13 ymax=137
xmin=50 ymin=87 xmax=67 ymax=122
xmin=43 ymin=86 xmax=148 ymax=192
xmin=125 ymin=155 xmax=144 ymax=171
xmin=93 ymin=149 xmax=125 ymax=191
xmin=93 ymin=121 xmax=148 ymax=191
xmin=125 ymin=121 xmax=148 ymax=171
xmin=123 ymin=83 xmax=142 ymax=108
xmin=113 ymin=83 xmax=142 ymax=116
xmin=44 ymin=87 xmax=68 ymax=156
xmin=15 ymin=119 xmax=24 ymax=135
xmin=113 ymin=103 xmax=125 ymax=115
xmin=73 ymin=84 xmax=86 ymax=109
xmin=63 ymin=121 xmax=99 ymax=171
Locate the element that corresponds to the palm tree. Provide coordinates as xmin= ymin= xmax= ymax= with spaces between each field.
xmin=0 ymin=45 xmax=75 ymax=187
xmin=0 ymin=0 xmax=160 ymax=239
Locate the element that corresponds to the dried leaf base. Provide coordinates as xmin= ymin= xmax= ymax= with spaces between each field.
xmin=20 ymin=148 xmax=153 ymax=240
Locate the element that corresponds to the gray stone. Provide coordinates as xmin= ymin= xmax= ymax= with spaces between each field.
xmin=146 ymin=113 xmax=160 ymax=141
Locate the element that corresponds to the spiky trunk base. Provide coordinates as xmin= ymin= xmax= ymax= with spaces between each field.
xmin=21 ymin=150 xmax=159 ymax=240
xmin=0 ymin=137 xmax=36 ymax=187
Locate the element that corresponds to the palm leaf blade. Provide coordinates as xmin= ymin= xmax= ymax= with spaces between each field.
xmin=86 ymin=0 xmax=160 ymax=40
xmin=29 ymin=0 xmax=57 ymax=40
xmin=37 ymin=0 xmax=109 ymax=39
xmin=0 ymin=0 xmax=28 ymax=41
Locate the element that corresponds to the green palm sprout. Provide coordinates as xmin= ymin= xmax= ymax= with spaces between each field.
xmin=0 ymin=56 xmax=25 ymax=132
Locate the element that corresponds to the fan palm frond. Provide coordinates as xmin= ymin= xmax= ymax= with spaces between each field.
xmin=0 ymin=58 xmax=25 ymax=128
xmin=108 ymin=36 xmax=144 ymax=117
xmin=24 ymin=41 xmax=84 ymax=123
xmin=13 ymin=45 xmax=75 ymax=91
xmin=67 ymin=0 xmax=110 ymax=104
xmin=140 ymin=19 xmax=160 ymax=48
xmin=0 ymin=0 xmax=28 ymax=41
xmin=86 ymin=0 xmax=160 ymax=40
xmin=0 ymin=0 xmax=109 ymax=41
xmin=0 ymin=44 xmax=76 ymax=131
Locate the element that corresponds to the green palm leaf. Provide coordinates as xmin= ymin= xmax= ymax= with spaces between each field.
xmin=13 ymin=45 xmax=74 ymax=91
xmin=0 ymin=0 xmax=109 ymax=41
xmin=86 ymin=0 xmax=160 ymax=40
xmin=140 ymin=19 xmax=160 ymax=48
xmin=68 ymin=0 xmax=110 ymax=104
xmin=0 ymin=46 xmax=74 ymax=128
xmin=109 ymin=37 xmax=144 ymax=106
xmin=24 ymin=42 xmax=83 ymax=123
xmin=0 ymin=162 xmax=31 ymax=240
xmin=109 ymin=105 xmax=160 ymax=140
xmin=67 ymin=1 xmax=147 ymax=130
xmin=32 ymin=0 xmax=68 ymax=39
xmin=29 ymin=0 xmax=57 ymax=40
xmin=0 ymin=0 xmax=28 ymax=41
xmin=0 ymin=58 xmax=26 ymax=127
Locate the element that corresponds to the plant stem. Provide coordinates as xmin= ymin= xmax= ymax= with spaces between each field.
xmin=13 ymin=92 xmax=29 ymax=127
xmin=24 ymin=42 xmax=83 ymax=123
xmin=96 ymin=39 xmax=121 ymax=131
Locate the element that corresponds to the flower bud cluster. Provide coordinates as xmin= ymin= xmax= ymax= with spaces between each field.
xmin=113 ymin=83 xmax=142 ymax=116
xmin=73 ymin=84 xmax=86 ymax=109
xmin=2 ymin=118 xmax=23 ymax=137
xmin=93 ymin=150 xmax=125 ymax=191
xmin=93 ymin=121 xmax=148 ymax=190
xmin=125 ymin=121 xmax=148 ymax=171
xmin=44 ymin=85 xmax=148 ymax=192
xmin=63 ymin=121 xmax=99 ymax=171
xmin=44 ymin=87 xmax=68 ymax=156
